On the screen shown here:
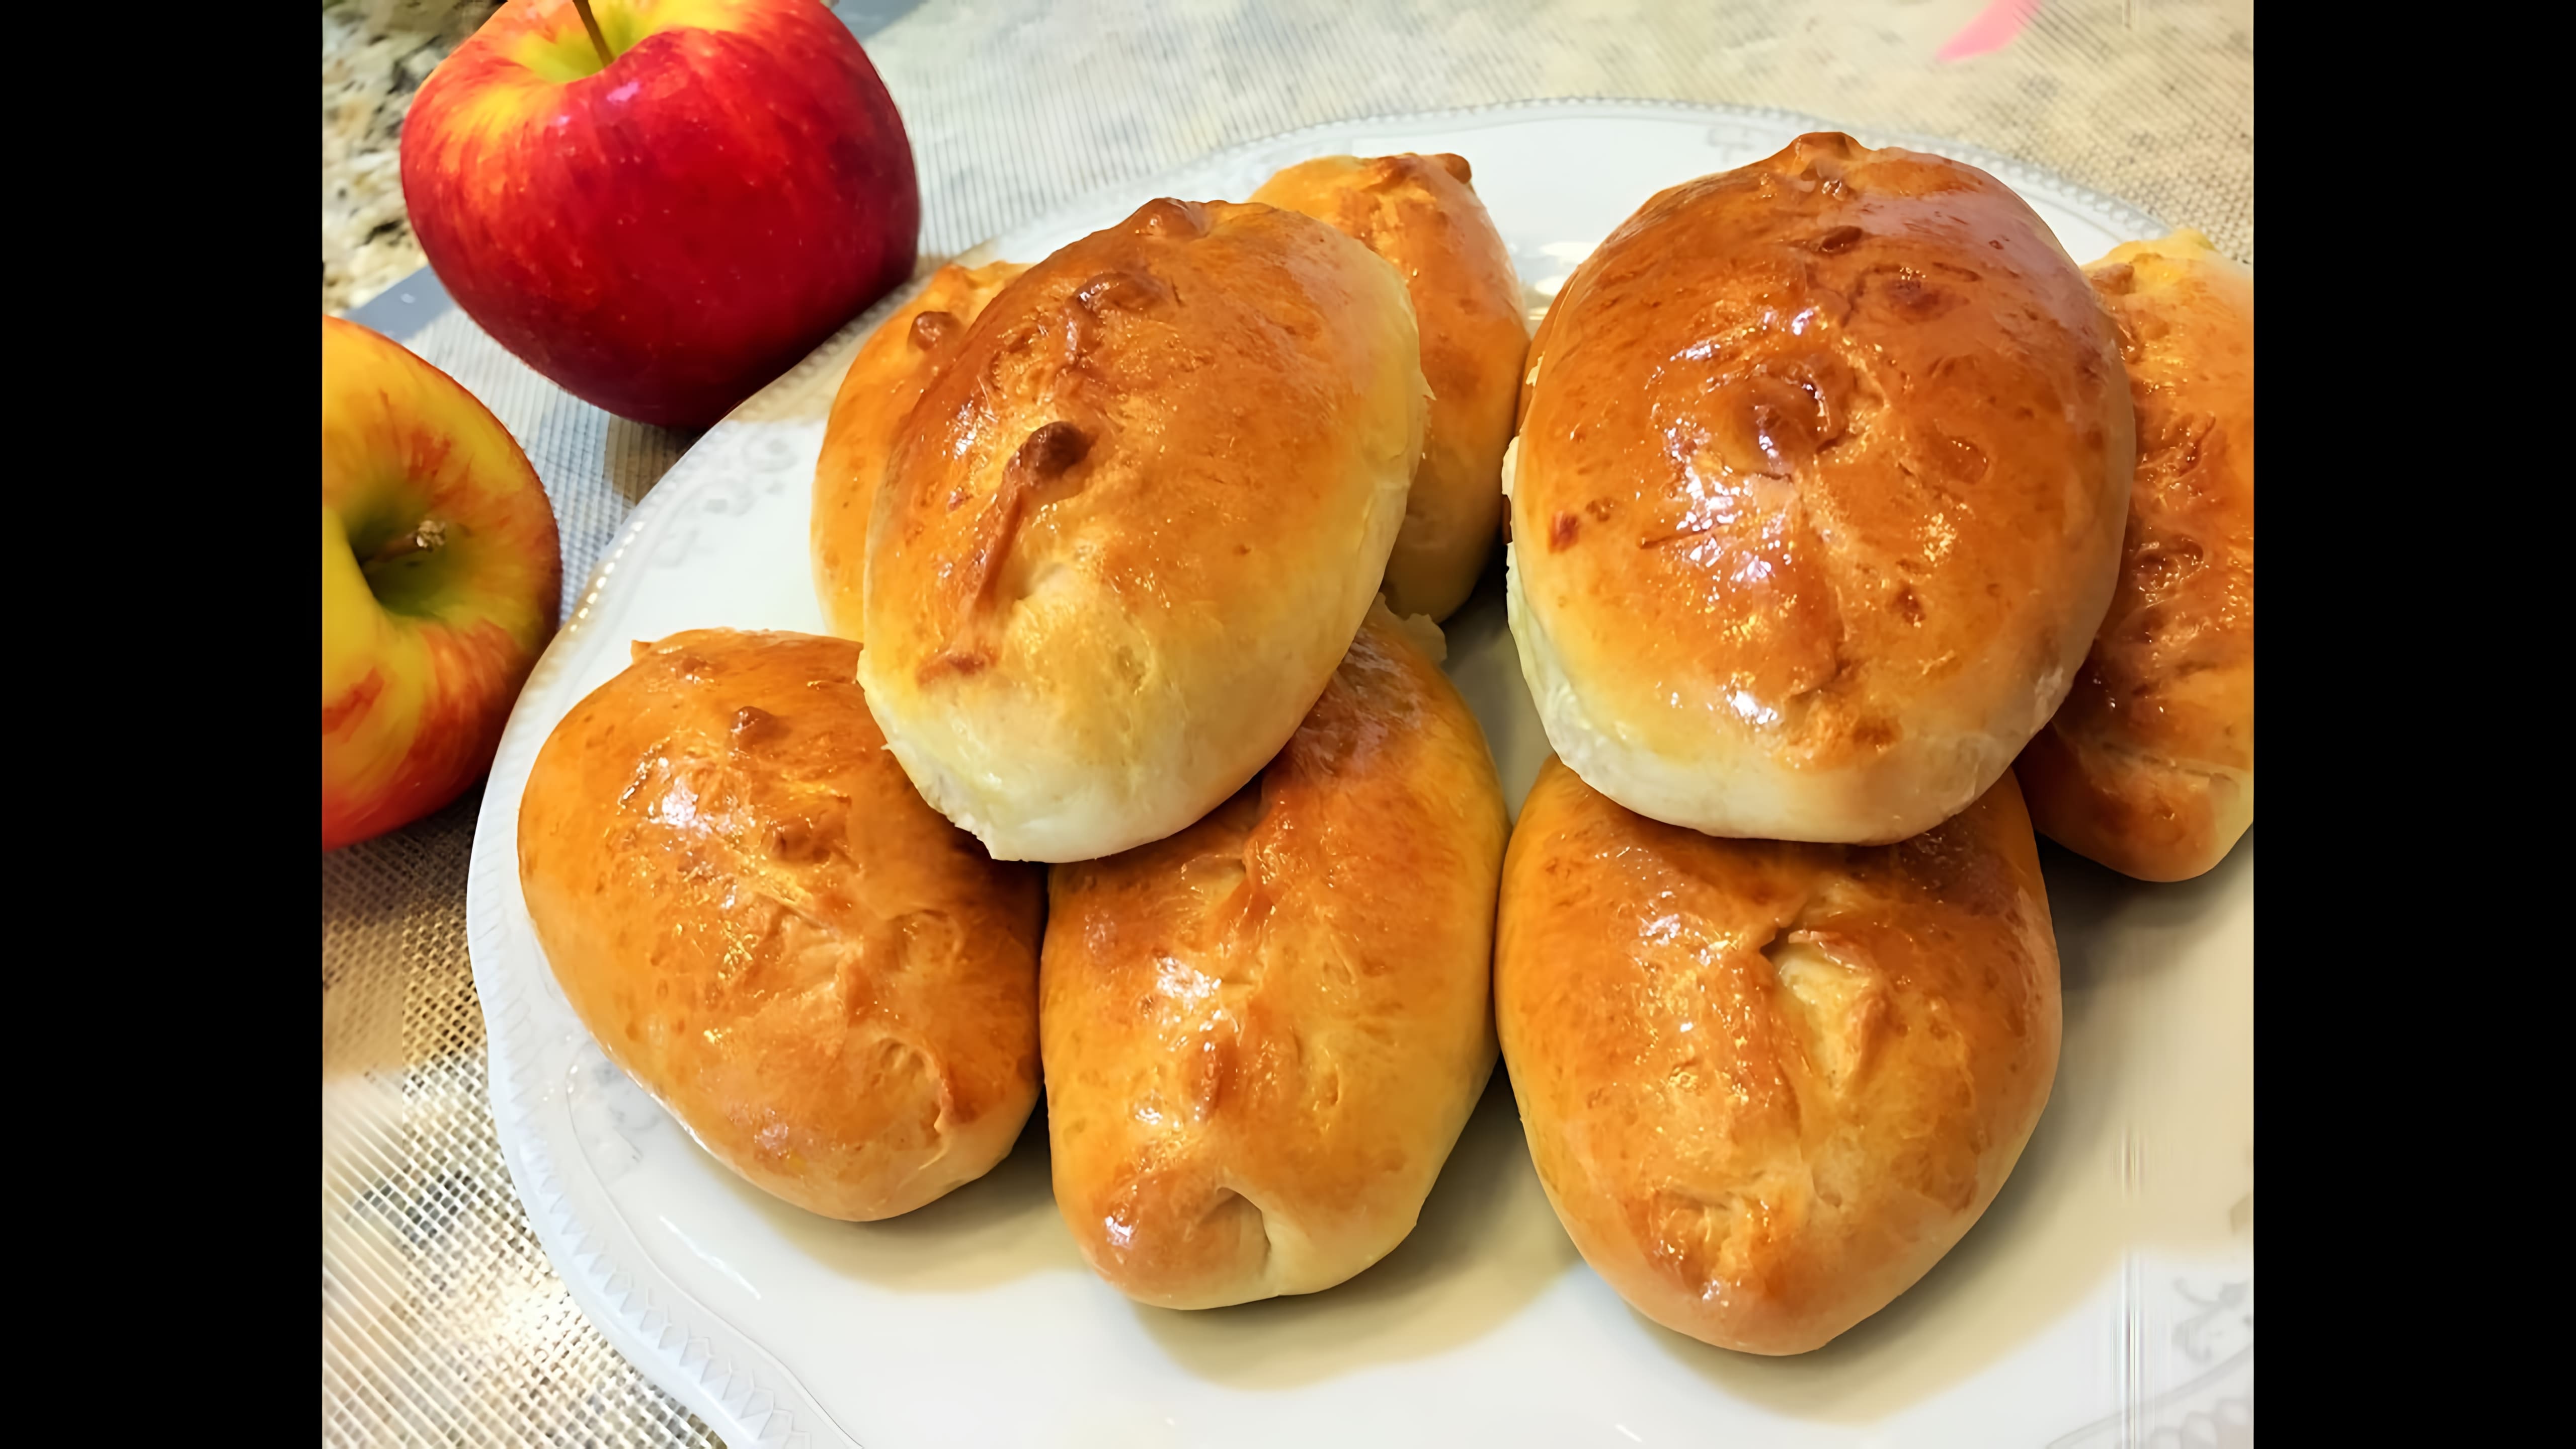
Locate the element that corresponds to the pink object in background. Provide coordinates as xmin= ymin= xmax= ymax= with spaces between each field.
xmin=1938 ymin=0 xmax=2045 ymax=61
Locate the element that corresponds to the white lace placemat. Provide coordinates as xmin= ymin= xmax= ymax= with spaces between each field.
xmin=319 ymin=3 xmax=2252 ymax=1443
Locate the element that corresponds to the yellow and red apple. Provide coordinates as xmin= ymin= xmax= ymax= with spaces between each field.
xmin=323 ymin=316 xmax=562 ymax=851
xmin=399 ymin=0 xmax=921 ymax=430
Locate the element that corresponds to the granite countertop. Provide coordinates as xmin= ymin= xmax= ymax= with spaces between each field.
xmin=322 ymin=0 xmax=502 ymax=315
xmin=323 ymin=1 xmax=2251 ymax=319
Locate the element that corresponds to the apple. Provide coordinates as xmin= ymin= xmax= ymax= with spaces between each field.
xmin=399 ymin=0 xmax=921 ymax=430
xmin=323 ymin=316 xmax=563 ymax=851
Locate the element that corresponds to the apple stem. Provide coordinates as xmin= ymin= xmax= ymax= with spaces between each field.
xmin=569 ymin=0 xmax=614 ymax=69
xmin=368 ymin=518 xmax=451 ymax=569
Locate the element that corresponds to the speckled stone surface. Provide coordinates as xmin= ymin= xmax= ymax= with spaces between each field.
xmin=321 ymin=1 xmax=2250 ymax=315
xmin=323 ymin=1 xmax=504 ymax=315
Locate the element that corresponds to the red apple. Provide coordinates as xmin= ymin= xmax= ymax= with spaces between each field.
xmin=323 ymin=316 xmax=563 ymax=851
xmin=399 ymin=0 xmax=920 ymax=430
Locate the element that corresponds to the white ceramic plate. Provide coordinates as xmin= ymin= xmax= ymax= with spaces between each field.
xmin=467 ymin=100 xmax=2252 ymax=1449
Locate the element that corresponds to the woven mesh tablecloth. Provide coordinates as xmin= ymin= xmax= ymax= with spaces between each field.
xmin=318 ymin=3 xmax=2253 ymax=1442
